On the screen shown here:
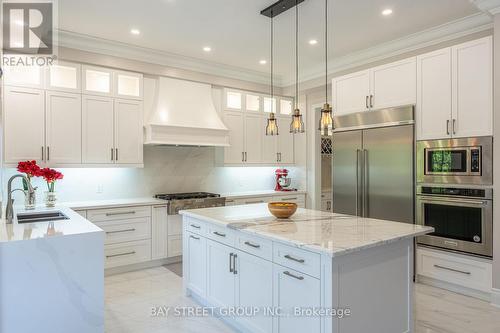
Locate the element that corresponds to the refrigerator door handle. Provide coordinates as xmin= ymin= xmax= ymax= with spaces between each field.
xmin=363 ymin=149 xmax=368 ymax=217
xmin=356 ymin=149 xmax=361 ymax=216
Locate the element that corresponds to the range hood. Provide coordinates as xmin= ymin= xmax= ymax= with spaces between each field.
xmin=144 ymin=76 xmax=229 ymax=146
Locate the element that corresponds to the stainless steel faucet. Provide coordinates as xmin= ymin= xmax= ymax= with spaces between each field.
xmin=5 ymin=174 xmax=35 ymax=224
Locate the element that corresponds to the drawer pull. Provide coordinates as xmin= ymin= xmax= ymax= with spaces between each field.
xmin=433 ymin=264 xmax=471 ymax=275
xmin=246 ymin=200 xmax=264 ymax=204
xmin=190 ymin=224 xmax=201 ymax=229
xmin=106 ymin=228 xmax=136 ymax=234
xmin=282 ymin=197 xmax=297 ymax=201
xmin=106 ymin=251 xmax=136 ymax=258
xmin=244 ymin=241 xmax=261 ymax=249
xmin=105 ymin=211 xmax=136 ymax=216
xmin=283 ymin=271 xmax=304 ymax=280
xmin=190 ymin=235 xmax=200 ymax=240
xmin=284 ymin=254 xmax=305 ymax=263
xmin=213 ymin=231 xmax=226 ymax=237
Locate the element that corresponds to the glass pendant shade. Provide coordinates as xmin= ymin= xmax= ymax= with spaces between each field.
xmin=266 ymin=113 xmax=279 ymax=136
xmin=290 ymin=108 xmax=305 ymax=133
xmin=318 ymin=103 xmax=333 ymax=135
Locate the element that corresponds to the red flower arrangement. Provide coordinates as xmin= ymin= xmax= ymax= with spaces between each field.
xmin=39 ymin=168 xmax=64 ymax=192
xmin=17 ymin=160 xmax=42 ymax=179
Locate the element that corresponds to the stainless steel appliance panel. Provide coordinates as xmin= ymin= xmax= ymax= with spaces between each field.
xmin=363 ymin=125 xmax=414 ymax=223
xmin=332 ymin=130 xmax=362 ymax=216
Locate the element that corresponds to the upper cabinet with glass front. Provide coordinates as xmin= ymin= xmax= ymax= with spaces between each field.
xmin=46 ymin=61 xmax=81 ymax=93
xmin=114 ymin=70 xmax=143 ymax=100
xmin=3 ymin=64 xmax=45 ymax=89
xmin=279 ymin=98 xmax=293 ymax=116
xmin=224 ymin=89 xmax=243 ymax=110
xmin=83 ymin=65 xmax=113 ymax=96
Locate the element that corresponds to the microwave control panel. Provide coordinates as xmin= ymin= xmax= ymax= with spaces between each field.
xmin=470 ymin=148 xmax=481 ymax=174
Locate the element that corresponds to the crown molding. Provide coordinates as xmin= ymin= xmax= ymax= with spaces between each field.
xmin=281 ymin=13 xmax=493 ymax=87
xmin=471 ymin=0 xmax=500 ymax=15
xmin=56 ymin=30 xmax=280 ymax=86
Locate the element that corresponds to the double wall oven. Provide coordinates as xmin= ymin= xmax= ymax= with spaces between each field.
xmin=416 ymin=136 xmax=493 ymax=257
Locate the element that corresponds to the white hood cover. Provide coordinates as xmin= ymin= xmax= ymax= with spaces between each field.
xmin=144 ymin=77 xmax=229 ymax=146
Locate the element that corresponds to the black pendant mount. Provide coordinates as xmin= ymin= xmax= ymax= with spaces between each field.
xmin=261 ymin=0 xmax=305 ymax=18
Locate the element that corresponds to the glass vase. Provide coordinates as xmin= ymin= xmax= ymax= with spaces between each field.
xmin=44 ymin=191 xmax=57 ymax=208
xmin=24 ymin=188 xmax=36 ymax=210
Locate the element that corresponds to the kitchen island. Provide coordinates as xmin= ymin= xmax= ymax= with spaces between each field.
xmin=180 ymin=204 xmax=433 ymax=333
xmin=0 ymin=206 xmax=104 ymax=333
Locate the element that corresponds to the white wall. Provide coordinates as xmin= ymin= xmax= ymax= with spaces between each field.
xmin=2 ymin=146 xmax=305 ymax=203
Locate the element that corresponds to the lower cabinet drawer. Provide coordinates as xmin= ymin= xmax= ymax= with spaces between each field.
xmin=416 ymin=247 xmax=492 ymax=292
xmin=272 ymin=195 xmax=306 ymax=208
xmin=273 ymin=242 xmax=321 ymax=278
xmin=236 ymin=233 xmax=272 ymax=261
xmin=87 ymin=205 xmax=151 ymax=222
xmin=168 ymin=235 xmax=183 ymax=257
xmin=168 ymin=215 xmax=183 ymax=236
xmin=95 ymin=217 xmax=151 ymax=245
xmin=105 ymin=240 xmax=151 ymax=269
xmin=185 ymin=218 xmax=207 ymax=236
xmin=206 ymin=223 xmax=235 ymax=247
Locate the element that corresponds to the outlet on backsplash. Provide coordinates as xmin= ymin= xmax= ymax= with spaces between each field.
xmin=97 ymin=184 xmax=104 ymax=194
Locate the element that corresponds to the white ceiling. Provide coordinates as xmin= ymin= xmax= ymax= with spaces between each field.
xmin=59 ymin=0 xmax=482 ymax=85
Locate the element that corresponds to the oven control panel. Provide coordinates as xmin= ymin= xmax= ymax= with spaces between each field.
xmin=419 ymin=186 xmax=487 ymax=198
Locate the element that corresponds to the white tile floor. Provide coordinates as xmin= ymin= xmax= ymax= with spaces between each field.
xmin=105 ymin=265 xmax=500 ymax=333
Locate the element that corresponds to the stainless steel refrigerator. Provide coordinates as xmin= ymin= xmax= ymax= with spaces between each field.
xmin=332 ymin=105 xmax=415 ymax=224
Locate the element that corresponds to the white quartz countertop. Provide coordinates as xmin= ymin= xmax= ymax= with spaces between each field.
xmin=180 ymin=203 xmax=433 ymax=257
xmin=221 ymin=190 xmax=306 ymax=199
xmin=59 ymin=197 xmax=168 ymax=210
xmin=0 ymin=206 xmax=103 ymax=244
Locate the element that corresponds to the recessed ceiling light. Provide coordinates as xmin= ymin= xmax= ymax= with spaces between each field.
xmin=259 ymin=60 xmax=267 ymax=65
xmin=382 ymin=8 xmax=393 ymax=16
xmin=309 ymin=39 xmax=318 ymax=45
xmin=130 ymin=28 xmax=140 ymax=35
xmin=203 ymin=46 xmax=212 ymax=52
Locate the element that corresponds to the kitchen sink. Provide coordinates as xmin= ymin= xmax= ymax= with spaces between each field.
xmin=16 ymin=211 xmax=69 ymax=224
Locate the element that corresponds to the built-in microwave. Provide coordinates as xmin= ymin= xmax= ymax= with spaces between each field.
xmin=417 ymin=136 xmax=492 ymax=185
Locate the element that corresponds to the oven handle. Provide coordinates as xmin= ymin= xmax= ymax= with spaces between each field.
xmin=417 ymin=196 xmax=489 ymax=206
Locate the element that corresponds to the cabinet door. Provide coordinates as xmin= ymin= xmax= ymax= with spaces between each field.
xmin=82 ymin=95 xmax=114 ymax=163
xmin=152 ymin=206 xmax=168 ymax=260
xmin=244 ymin=113 xmax=263 ymax=163
xmin=45 ymin=91 xmax=82 ymax=164
xmin=82 ymin=65 xmax=113 ymax=96
xmin=370 ymin=57 xmax=416 ymax=109
xmin=114 ymin=70 xmax=143 ymax=100
xmin=416 ymin=48 xmax=452 ymax=140
xmin=206 ymin=239 xmax=235 ymax=308
xmin=262 ymin=117 xmax=278 ymax=164
xmin=3 ymin=65 xmax=44 ymax=89
xmin=332 ymin=70 xmax=370 ymax=115
xmin=186 ymin=232 xmax=207 ymax=297
xmin=224 ymin=111 xmax=245 ymax=164
xmin=274 ymin=265 xmax=321 ymax=333
xmin=235 ymin=251 xmax=273 ymax=333
xmin=452 ymin=37 xmax=493 ymax=138
xmin=277 ymin=117 xmax=294 ymax=164
xmin=46 ymin=61 xmax=81 ymax=93
xmin=3 ymin=86 xmax=45 ymax=164
xmin=114 ymin=99 xmax=143 ymax=164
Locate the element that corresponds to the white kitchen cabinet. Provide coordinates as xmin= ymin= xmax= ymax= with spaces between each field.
xmin=279 ymin=98 xmax=293 ymax=116
xmin=262 ymin=120 xmax=278 ymax=164
xmin=416 ymin=48 xmax=452 ymax=140
xmin=82 ymin=65 xmax=113 ymax=96
xmin=114 ymin=99 xmax=143 ymax=164
xmin=332 ymin=70 xmax=370 ymax=115
xmin=82 ymin=95 xmax=115 ymax=163
xmin=244 ymin=113 xmax=263 ymax=163
xmin=277 ymin=117 xmax=295 ymax=164
xmin=206 ymin=239 xmax=236 ymax=308
xmin=114 ymin=70 xmax=143 ymax=100
xmin=46 ymin=61 xmax=81 ymax=93
xmin=152 ymin=206 xmax=168 ymax=260
xmin=451 ymin=36 xmax=492 ymax=138
xmin=273 ymin=265 xmax=321 ymax=333
xmin=235 ymin=251 xmax=273 ymax=333
xmin=3 ymin=86 xmax=45 ymax=163
xmin=224 ymin=111 xmax=245 ymax=163
xmin=186 ymin=232 xmax=208 ymax=297
xmin=3 ymin=64 xmax=45 ymax=89
xmin=45 ymin=91 xmax=82 ymax=164
xmin=370 ymin=57 xmax=416 ymax=109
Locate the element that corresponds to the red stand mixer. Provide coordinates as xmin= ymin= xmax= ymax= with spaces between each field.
xmin=275 ymin=168 xmax=296 ymax=191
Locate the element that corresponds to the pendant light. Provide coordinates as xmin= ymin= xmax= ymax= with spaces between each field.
xmin=318 ymin=0 xmax=334 ymax=135
xmin=290 ymin=0 xmax=305 ymax=134
xmin=266 ymin=13 xmax=279 ymax=136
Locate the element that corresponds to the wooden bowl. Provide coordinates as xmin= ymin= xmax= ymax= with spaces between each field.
xmin=268 ymin=202 xmax=298 ymax=219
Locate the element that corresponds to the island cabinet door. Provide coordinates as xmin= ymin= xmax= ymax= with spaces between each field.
xmin=234 ymin=251 xmax=273 ymax=333
xmin=273 ymin=265 xmax=321 ymax=333
xmin=206 ymin=239 xmax=236 ymax=308
xmin=186 ymin=232 xmax=207 ymax=297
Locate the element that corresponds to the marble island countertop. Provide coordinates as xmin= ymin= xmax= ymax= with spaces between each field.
xmin=180 ymin=203 xmax=434 ymax=257
xmin=0 ymin=206 xmax=103 ymax=243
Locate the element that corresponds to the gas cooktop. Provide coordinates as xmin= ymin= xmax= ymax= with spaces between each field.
xmin=154 ymin=192 xmax=220 ymax=201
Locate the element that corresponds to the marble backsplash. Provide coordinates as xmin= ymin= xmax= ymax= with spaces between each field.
xmin=2 ymin=146 xmax=306 ymax=203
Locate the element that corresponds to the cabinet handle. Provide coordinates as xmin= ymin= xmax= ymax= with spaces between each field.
xmin=284 ymin=254 xmax=305 ymax=263
xmin=229 ymin=253 xmax=234 ymax=273
xmin=233 ymin=253 xmax=238 ymax=274
xmin=115 ymin=148 xmax=118 ymax=161
xmin=190 ymin=235 xmax=200 ymax=240
xmin=111 ymin=148 xmax=114 ymax=161
xmin=242 ymin=152 xmax=245 ymax=162
xmin=105 ymin=211 xmax=136 ymax=216
xmin=327 ymin=201 xmax=331 ymax=210
xmin=283 ymin=271 xmax=304 ymax=280
xmin=244 ymin=241 xmax=261 ymax=249
xmin=446 ymin=120 xmax=450 ymax=135
xmin=106 ymin=251 xmax=136 ymax=258
xmin=41 ymin=146 xmax=44 ymax=161
xmin=190 ymin=224 xmax=201 ymax=229
xmin=365 ymin=96 xmax=369 ymax=109
xmin=370 ymin=95 xmax=374 ymax=108
xmin=245 ymin=200 xmax=264 ymax=204
xmin=279 ymin=152 xmax=282 ymax=162
xmin=106 ymin=228 xmax=136 ymax=234
xmin=433 ymin=264 xmax=470 ymax=275
xmin=452 ymin=119 xmax=456 ymax=135
xmin=277 ymin=152 xmax=279 ymax=162
xmin=213 ymin=231 xmax=226 ymax=237
xmin=47 ymin=146 xmax=50 ymax=161
xmin=245 ymin=152 xmax=247 ymax=162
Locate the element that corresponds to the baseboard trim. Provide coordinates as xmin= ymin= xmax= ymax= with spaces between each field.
xmin=416 ymin=275 xmax=491 ymax=302
xmin=491 ymin=288 xmax=500 ymax=308
xmin=105 ymin=256 xmax=182 ymax=276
